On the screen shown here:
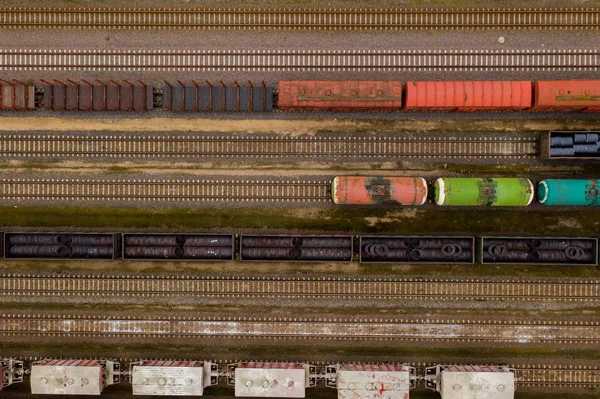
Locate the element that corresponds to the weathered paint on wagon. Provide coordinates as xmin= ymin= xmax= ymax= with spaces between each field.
xmin=538 ymin=179 xmax=600 ymax=206
xmin=31 ymin=359 xmax=120 ymax=395
xmin=404 ymin=81 xmax=532 ymax=111
xmin=131 ymin=360 xmax=211 ymax=396
xmin=336 ymin=364 xmax=413 ymax=399
xmin=278 ymin=81 xmax=403 ymax=111
xmin=434 ymin=178 xmax=534 ymax=206
xmin=425 ymin=365 xmax=515 ymax=399
xmin=234 ymin=362 xmax=309 ymax=398
xmin=531 ymin=80 xmax=600 ymax=112
xmin=332 ymin=176 xmax=427 ymax=205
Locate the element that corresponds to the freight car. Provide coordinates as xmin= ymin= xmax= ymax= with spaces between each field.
xmin=538 ymin=179 xmax=600 ymax=206
xmin=4 ymin=232 xmax=119 ymax=260
xmin=278 ymin=80 xmax=403 ymax=111
xmin=240 ymin=235 xmax=353 ymax=262
xmin=425 ymin=365 xmax=515 ymax=399
xmin=122 ymin=234 xmax=234 ymax=261
xmin=1 ymin=232 xmax=597 ymax=266
xmin=30 ymin=359 xmax=121 ymax=395
xmin=331 ymin=176 xmax=427 ymax=205
xmin=326 ymin=363 xmax=416 ymax=399
xmin=404 ymin=81 xmax=531 ymax=112
xmin=228 ymin=362 xmax=317 ymax=398
xmin=530 ymin=80 xmax=600 ymax=112
xmin=130 ymin=360 xmax=218 ymax=396
xmin=0 ymin=358 xmax=518 ymax=398
xmin=434 ymin=178 xmax=534 ymax=207
xmin=360 ymin=236 xmax=475 ymax=264
xmin=2 ymin=79 xmax=600 ymax=113
xmin=478 ymin=237 xmax=598 ymax=265
xmin=541 ymin=131 xmax=600 ymax=159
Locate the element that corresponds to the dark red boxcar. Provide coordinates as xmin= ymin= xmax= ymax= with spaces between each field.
xmin=531 ymin=80 xmax=600 ymax=112
xmin=278 ymin=80 xmax=402 ymax=111
xmin=404 ymin=81 xmax=532 ymax=112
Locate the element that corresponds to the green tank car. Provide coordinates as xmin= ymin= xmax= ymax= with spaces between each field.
xmin=434 ymin=178 xmax=534 ymax=207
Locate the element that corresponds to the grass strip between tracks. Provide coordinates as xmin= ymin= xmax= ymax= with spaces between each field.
xmin=1 ymin=205 xmax=598 ymax=236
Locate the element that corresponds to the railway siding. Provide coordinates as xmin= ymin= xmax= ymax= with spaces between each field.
xmin=0 ymin=8 xmax=598 ymax=30
xmin=0 ymin=133 xmax=539 ymax=162
xmin=1 ymin=274 xmax=597 ymax=302
xmin=1 ymin=49 xmax=597 ymax=72
xmin=0 ymin=177 xmax=331 ymax=204
xmin=1 ymin=314 xmax=599 ymax=345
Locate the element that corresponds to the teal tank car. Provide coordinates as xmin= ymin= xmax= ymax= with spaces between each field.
xmin=434 ymin=178 xmax=534 ymax=206
xmin=538 ymin=179 xmax=600 ymax=206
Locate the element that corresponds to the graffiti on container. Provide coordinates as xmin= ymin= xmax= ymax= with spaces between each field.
xmin=364 ymin=177 xmax=394 ymax=204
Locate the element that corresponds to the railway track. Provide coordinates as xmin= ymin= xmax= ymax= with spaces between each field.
xmin=1 ymin=314 xmax=598 ymax=345
xmin=512 ymin=366 xmax=600 ymax=388
xmin=1 ymin=274 xmax=597 ymax=302
xmin=0 ymin=8 xmax=598 ymax=30
xmin=0 ymin=177 xmax=331 ymax=204
xmin=0 ymin=49 xmax=597 ymax=72
xmin=0 ymin=133 xmax=539 ymax=162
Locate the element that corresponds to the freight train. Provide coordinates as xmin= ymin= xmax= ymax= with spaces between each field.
xmin=1 ymin=78 xmax=600 ymax=113
xmin=0 ymin=356 xmax=516 ymax=398
xmin=1 ymin=233 xmax=598 ymax=265
xmin=332 ymin=177 xmax=600 ymax=207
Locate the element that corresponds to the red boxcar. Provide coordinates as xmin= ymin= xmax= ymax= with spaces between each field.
xmin=531 ymin=80 xmax=600 ymax=112
xmin=332 ymin=176 xmax=428 ymax=205
xmin=404 ymin=81 xmax=532 ymax=112
xmin=278 ymin=80 xmax=402 ymax=111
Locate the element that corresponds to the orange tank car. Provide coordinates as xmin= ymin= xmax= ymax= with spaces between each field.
xmin=404 ymin=81 xmax=532 ymax=112
xmin=531 ymin=80 xmax=600 ymax=112
xmin=278 ymin=80 xmax=403 ymax=111
xmin=332 ymin=176 xmax=428 ymax=205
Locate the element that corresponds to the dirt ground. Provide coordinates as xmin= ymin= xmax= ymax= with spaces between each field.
xmin=2 ymin=116 xmax=600 ymax=134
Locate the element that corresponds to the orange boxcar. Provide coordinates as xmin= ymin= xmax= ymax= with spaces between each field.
xmin=332 ymin=176 xmax=428 ymax=205
xmin=404 ymin=81 xmax=532 ymax=112
xmin=531 ymin=80 xmax=600 ymax=112
xmin=278 ymin=80 xmax=403 ymax=111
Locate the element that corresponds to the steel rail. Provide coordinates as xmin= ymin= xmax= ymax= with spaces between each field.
xmin=1 ymin=274 xmax=597 ymax=302
xmin=0 ymin=49 xmax=597 ymax=72
xmin=0 ymin=177 xmax=332 ymax=203
xmin=515 ymin=366 xmax=600 ymax=387
xmin=0 ymin=7 xmax=599 ymax=30
xmin=0 ymin=133 xmax=539 ymax=161
xmin=0 ymin=314 xmax=598 ymax=345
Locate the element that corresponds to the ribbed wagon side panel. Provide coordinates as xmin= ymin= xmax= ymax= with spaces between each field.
xmin=404 ymin=81 xmax=531 ymax=111
xmin=278 ymin=80 xmax=402 ymax=111
xmin=531 ymin=80 xmax=600 ymax=112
